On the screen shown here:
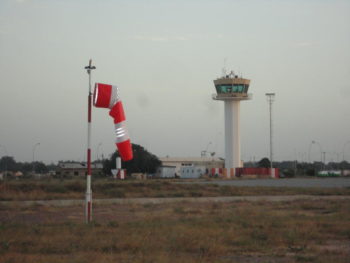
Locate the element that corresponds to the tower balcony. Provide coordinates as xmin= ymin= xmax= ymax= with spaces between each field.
xmin=212 ymin=93 xmax=252 ymax=101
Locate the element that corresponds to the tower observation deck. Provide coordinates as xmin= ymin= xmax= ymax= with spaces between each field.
xmin=213 ymin=71 xmax=252 ymax=101
xmin=213 ymin=71 xmax=252 ymax=177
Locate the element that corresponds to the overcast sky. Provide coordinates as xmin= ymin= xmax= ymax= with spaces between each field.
xmin=0 ymin=0 xmax=349 ymax=164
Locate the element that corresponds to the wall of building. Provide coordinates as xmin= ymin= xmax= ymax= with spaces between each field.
xmin=157 ymin=166 xmax=176 ymax=178
xmin=181 ymin=166 xmax=206 ymax=179
xmin=57 ymin=162 xmax=103 ymax=177
xmin=160 ymin=157 xmax=224 ymax=176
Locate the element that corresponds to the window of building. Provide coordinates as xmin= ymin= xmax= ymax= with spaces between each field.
xmin=216 ymin=84 xmax=247 ymax=94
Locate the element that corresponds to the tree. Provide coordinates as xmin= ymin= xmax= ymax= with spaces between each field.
xmin=21 ymin=163 xmax=33 ymax=174
xmin=33 ymin=162 xmax=48 ymax=174
xmin=102 ymin=158 xmax=113 ymax=175
xmin=105 ymin=143 xmax=161 ymax=175
xmin=258 ymin=157 xmax=271 ymax=168
xmin=0 ymin=156 xmax=18 ymax=172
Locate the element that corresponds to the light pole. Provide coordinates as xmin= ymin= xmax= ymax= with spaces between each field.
xmin=266 ymin=93 xmax=275 ymax=178
xmin=32 ymin=142 xmax=40 ymax=174
xmin=308 ymin=140 xmax=322 ymax=163
xmin=331 ymin=152 xmax=340 ymax=169
xmin=322 ymin=151 xmax=326 ymax=170
xmin=201 ymin=142 xmax=212 ymax=157
xmin=96 ymin=142 xmax=102 ymax=161
xmin=84 ymin=59 xmax=96 ymax=223
xmin=0 ymin=145 xmax=8 ymax=177
xmin=313 ymin=140 xmax=322 ymax=163
xmin=342 ymin=141 xmax=350 ymax=162
xmin=333 ymin=152 xmax=340 ymax=163
xmin=308 ymin=142 xmax=313 ymax=163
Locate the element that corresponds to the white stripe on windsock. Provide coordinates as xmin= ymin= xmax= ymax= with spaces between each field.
xmin=109 ymin=85 xmax=120 ymax=109
xmin=114 ymin=121 xmax=130 ymax=143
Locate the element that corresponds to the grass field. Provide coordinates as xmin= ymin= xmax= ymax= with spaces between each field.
xmin=1 ymin=178 xmax=350 ymax=201
xmin=0 ymin=179 xmax=349 ymax=262
xmin=1 ymin=199 xmax=349 ymax=262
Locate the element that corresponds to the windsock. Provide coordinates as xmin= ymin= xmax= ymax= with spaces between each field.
xmin=93 ymin=83 xmax=133 ymax=161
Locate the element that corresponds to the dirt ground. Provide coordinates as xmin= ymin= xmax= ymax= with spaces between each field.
xmin=1 ymin=197 xmax=349 ymax=263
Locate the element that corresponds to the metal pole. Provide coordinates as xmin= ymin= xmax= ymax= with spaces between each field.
xmin=310 ymin=140 xmax=323 ymax=172
xmin=32 ymin=143 xmax=40 ymax=174
xmin=266 ymin=93 xmax=275 ymax=178
xmin=0 ymin=145 xmax=8 ymax=178
xmin=85 ymin=59 xmax=96 ymax=223
xmin=97 ymin=142 xmax=102 ymax=161
xmin=312 ymin=140 xmax=323 ymax=163
xmin=343 ymin=141 xmax=350 ymax=161
xmin=322 ymin=151 xmax=326 ymax=170
xmin=308 ymin=142 xmax=313 ymax=163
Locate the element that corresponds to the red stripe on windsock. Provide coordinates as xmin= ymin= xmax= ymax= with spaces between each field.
xmin=94 ymin=83 xmax=112 ymax=108
xmin=109 ymin=101 xmax=126 ymax=123
xmin=116 ymin=139 xmax=133 ymax=161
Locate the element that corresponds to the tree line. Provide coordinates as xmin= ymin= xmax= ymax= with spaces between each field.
xmin=1 ymin=146 xmax=349 ymax=177
xmin=0 ymin=156 xmax=53 ymax=175
xmin=0 ymin=144 xmax=162 ymax=177
xmin=248 ymin=157 xmax=350 ymax=176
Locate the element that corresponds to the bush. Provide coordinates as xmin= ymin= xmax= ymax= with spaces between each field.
xmin=42 ymin=184 xmax=67 ymax=193
xmin=306 ymin=169 xmax=315 ymax=176
xmin=282 ymin=169 xmax=295 ymax=177
xmin=65 ymin=181 xmax=85 ymax=192
xmin=102 ymin=188 xmax=125 ymax=198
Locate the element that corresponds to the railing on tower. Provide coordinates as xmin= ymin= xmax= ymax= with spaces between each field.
xmin=212 ymin=93 xmax=252 ymax=100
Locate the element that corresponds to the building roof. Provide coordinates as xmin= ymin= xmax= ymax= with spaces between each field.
xmin=58 ymin=162 xmax=103 ymax=169
xmin=160 ymin=157 xmax=224 ymax=163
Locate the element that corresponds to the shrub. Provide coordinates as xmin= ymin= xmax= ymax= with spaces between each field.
xmin=65 ymin=181 xmax=85 ymax=192
xmin=43 ymin=184 xmax=67 ymax=193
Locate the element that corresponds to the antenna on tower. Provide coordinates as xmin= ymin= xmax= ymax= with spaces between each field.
xmin=222 ymin=58 xmax=227 ymax=77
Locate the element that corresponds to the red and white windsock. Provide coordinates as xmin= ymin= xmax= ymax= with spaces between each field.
xmin=93 ymin=83 xmax=133 ymax=161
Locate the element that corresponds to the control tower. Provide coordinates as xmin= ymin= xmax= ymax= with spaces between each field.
xmin=213 ymin=71 xmax=252 ymax=177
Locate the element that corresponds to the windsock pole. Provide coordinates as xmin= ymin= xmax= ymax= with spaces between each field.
xmin=84 ymin=59 xmax=96 ymax=223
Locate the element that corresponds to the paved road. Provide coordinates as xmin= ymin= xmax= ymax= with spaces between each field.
xmin=1 ymin=195 xmax=350 ymax=207
xmin=197 ymin=177 xmax=350 ymax=188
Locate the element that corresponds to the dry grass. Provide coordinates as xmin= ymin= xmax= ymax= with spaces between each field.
xmin=1 ymin=178 xmax=350 ymax=201
xmin=0 ymin=199 xmax=349 ymax=262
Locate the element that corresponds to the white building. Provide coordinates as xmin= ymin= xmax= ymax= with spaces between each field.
xmin=160 ymin=157 xmax=224 ymax=177
xmin=57 ymin=162 xmax=103 ymax=177
xmin=181 ymin=166 xmax=206 ymax=179
xmin=156 ymin=166 xmax=177 ymax=178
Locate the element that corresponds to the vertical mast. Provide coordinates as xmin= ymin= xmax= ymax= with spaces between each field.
xmin=266 ymin=93 xmax=275 ymax=178
xmin=84 ymin=59 xmax=96 ymax=223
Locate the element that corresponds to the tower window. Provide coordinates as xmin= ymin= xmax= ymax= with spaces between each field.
xmin=216 ymin=84 xmax=247 ymax=93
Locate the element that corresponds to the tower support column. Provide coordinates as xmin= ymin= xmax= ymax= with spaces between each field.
xmin=224 ymin=100 xmax=241 ymax=177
